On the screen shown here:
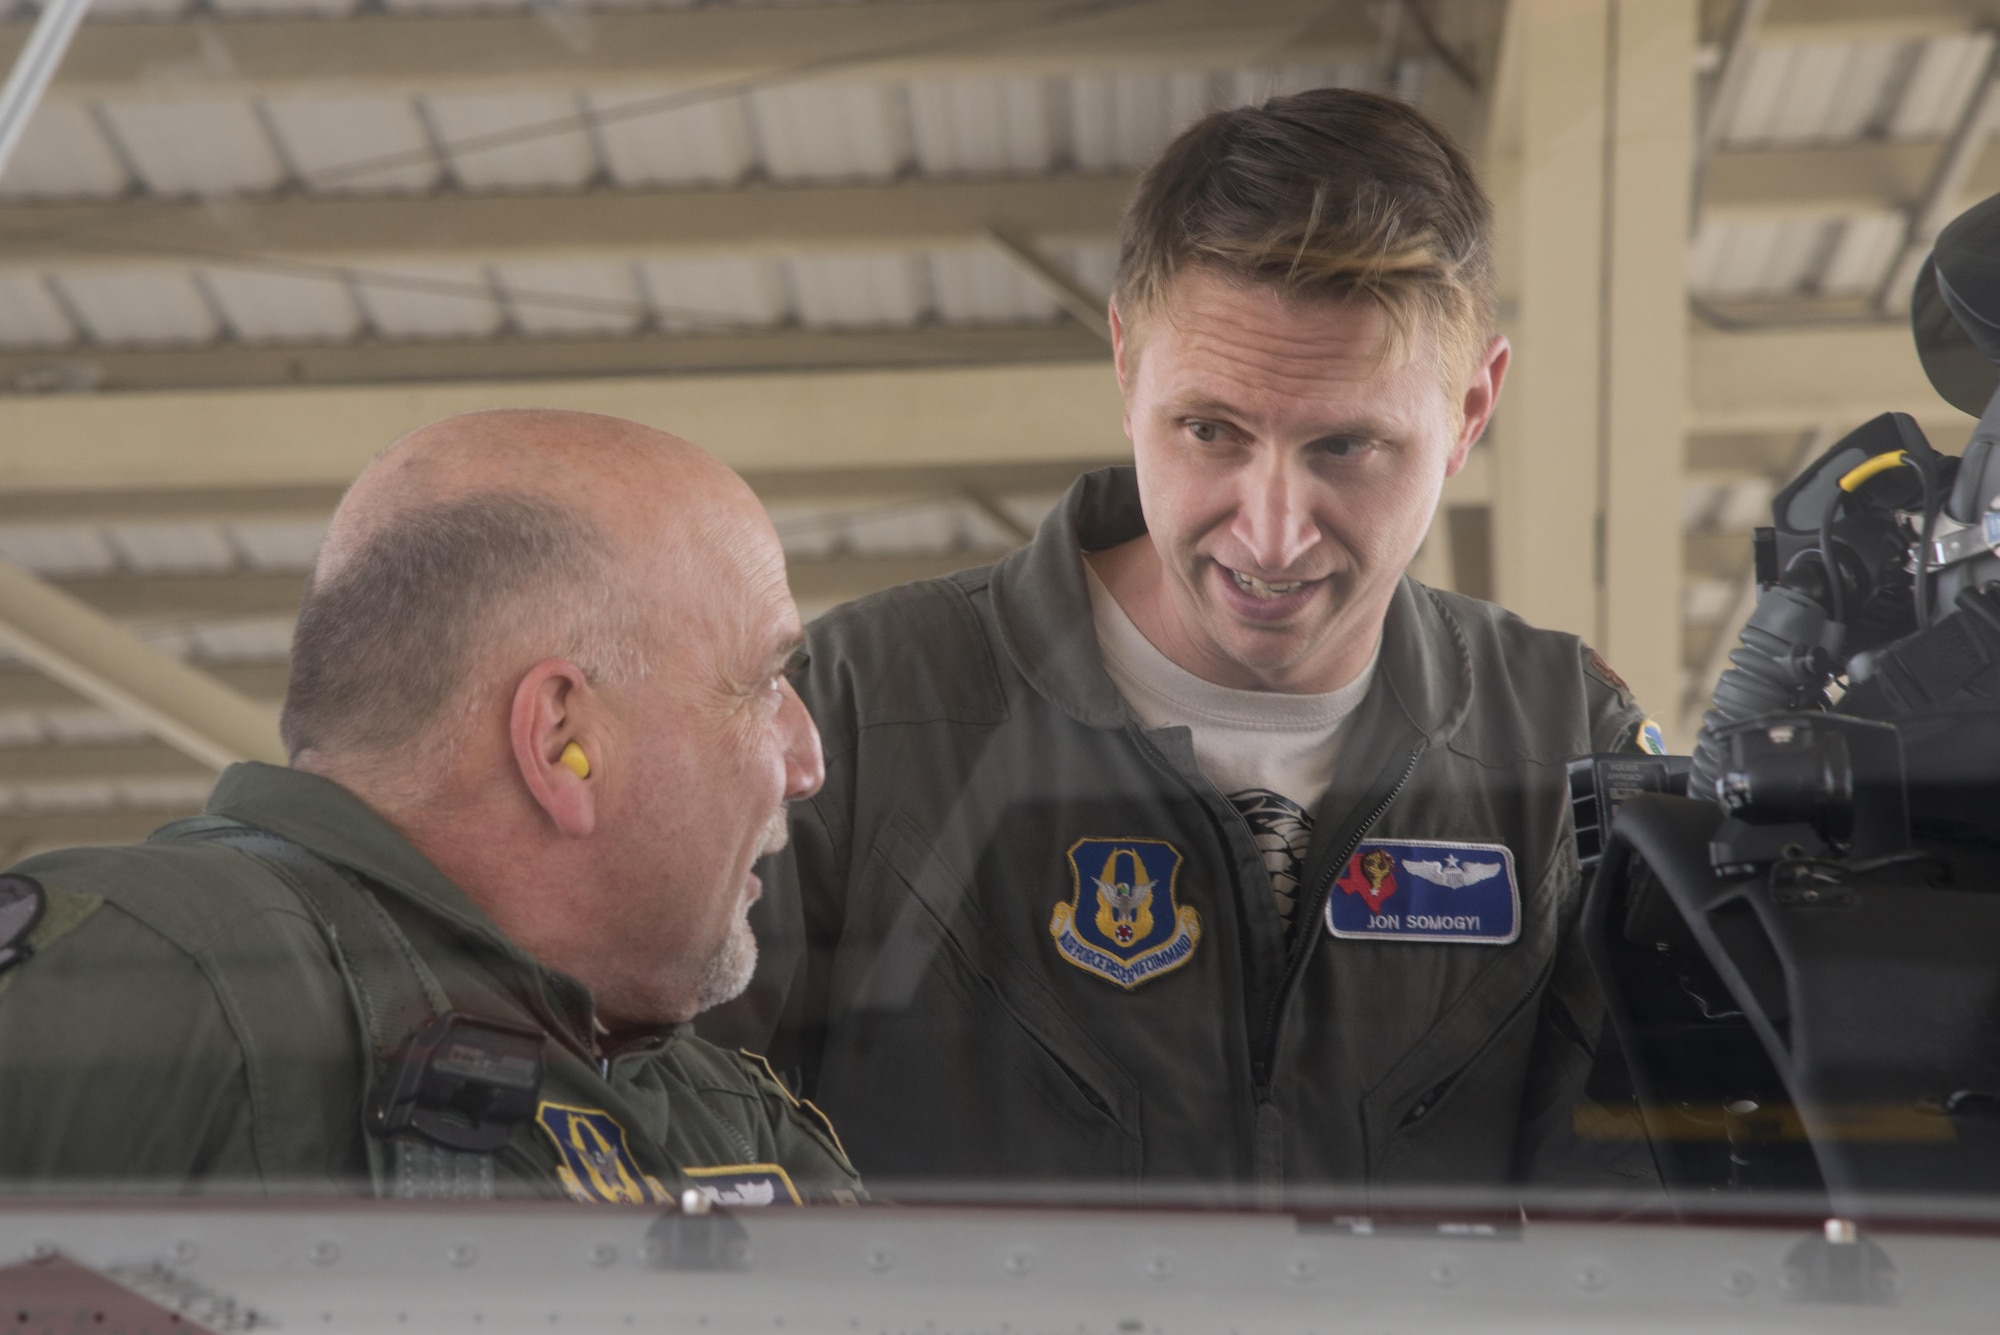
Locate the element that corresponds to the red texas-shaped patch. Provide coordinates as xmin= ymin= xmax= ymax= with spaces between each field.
xmin=1336 ymin=848 xmax=1399 ymax=914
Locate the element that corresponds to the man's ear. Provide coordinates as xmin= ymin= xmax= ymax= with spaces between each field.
xmin=1446 ymin=334 xmax=1511 ymax=477
xmin=510 ymin=659 xmax=597 ymax=838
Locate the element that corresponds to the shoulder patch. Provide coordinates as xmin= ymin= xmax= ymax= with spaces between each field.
xmin=536 ymin=1102 xmax=672 ymax=1205
xmin=1326 ymin=839 xmax=1520 ymax=945
xmin=1584 ymin=648 xmax=1633 ymax=698
xmin=1635 ymin=719 xmax=1668 ymax=755
xmin=0 ymin=874 xmax=44 ymax=974
xmin=1050 ymin=838 xmax=1201 ymax=989
xmin=0 ymin=879 xmax=102 ymax=1001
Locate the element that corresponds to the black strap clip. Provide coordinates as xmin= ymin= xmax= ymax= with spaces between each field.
xmin=369 ymin=1011 xmax=546 ymax=1153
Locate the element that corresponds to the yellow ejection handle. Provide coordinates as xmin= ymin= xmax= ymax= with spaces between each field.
xmin=1839 ymin=450 xmax=1911 ymax=492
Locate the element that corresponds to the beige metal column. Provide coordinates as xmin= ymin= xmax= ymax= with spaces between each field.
xmin=1602 ymin=0 xmax=1694 ymax=727
xmin=1487 ymin=0 xmax=1609 ymax=642
xmin=1487 ymin=0 xmax=1691 ymax=723
xmin=0 ymin=560 xmax=286 ymax=770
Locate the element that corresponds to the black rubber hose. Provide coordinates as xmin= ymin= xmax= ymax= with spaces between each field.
xmin=1688 ymin=583 xmax=1842 ymax=803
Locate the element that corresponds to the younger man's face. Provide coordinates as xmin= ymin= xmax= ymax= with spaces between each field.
xmin=1113 ymin=267 xmax=1505 ymax=693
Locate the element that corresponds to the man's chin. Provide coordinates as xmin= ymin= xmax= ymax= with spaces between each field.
xmin=693 ymin=917 xmax=760 ymax=1015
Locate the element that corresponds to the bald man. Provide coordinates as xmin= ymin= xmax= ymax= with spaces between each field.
xmin=0 ymin=409 xmax=859 ymax=1205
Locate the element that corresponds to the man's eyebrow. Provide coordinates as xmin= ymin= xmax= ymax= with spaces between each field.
xmin=1172 ymin=395 xmax=1250 ymax=419
xmin=1172 ymin=395 xmax=1399 ymax=440
xmin=767 ymin=634 xmax=806 ymax=670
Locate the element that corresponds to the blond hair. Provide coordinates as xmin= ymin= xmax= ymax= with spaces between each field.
xmin=1113 ymin=88 xmax=1495 ymax=386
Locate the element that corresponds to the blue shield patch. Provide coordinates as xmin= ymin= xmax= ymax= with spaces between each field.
xmin=1325 ymin=839 xmax=1520 ymax=945
xmin=536 ymin=1102 xmax=672 ymax=1205
xmin=1049 ymin=837 xmax=1201 ymax=989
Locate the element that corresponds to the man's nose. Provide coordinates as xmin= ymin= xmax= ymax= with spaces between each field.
xmin=1231 ymin=454 xmax=1320 ymax=572
xmin=779 ymin=680 xmax=826 ymax=801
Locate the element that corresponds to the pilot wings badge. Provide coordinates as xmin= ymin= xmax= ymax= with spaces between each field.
xmin=1402 ymin=854 xmax=1502 ymax=889
xmin=1050 ymin=838 xmax=1201 ymax=990
xmin=1326 ymin=838 xmax=1520 ymax=945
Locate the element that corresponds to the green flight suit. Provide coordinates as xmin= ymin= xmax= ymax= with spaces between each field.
xmin=0 ymin=763 xmax=860 ymax=1204
xmin=704 ymin=465 xmax=1656 ymax=1197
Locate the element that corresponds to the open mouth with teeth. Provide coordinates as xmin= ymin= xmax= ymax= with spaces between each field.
xmin=1229 ymin=568 xmax=1310 ymax=599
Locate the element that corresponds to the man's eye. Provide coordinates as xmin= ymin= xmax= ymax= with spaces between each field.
xmin=1188 ymin=421 xmax=1221 ymax=443
xmin=782 ymin=647 xmax=811 ymax=681
xmin=1314 ymin=436 xmax=1368 ymax=457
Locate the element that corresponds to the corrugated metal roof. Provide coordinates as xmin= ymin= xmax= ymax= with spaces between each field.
xmin=749 ymin=82 xmax=910 ymax=182
xmin=1716 ymin=33 xmax=1993 ymax=146
xmin=0 ymin=52 xmax=1385 ymax=359
xmin=0 ymin=272 xmax=76 ymax=347
xmin=51 ymin=268 xmax=221 ymax=345
xmin=99 ymin=100 xmax=287 ymax=196
xmin=0 ymin=524 xmax=117 ymax=576
xmin=265 ymin=96 xmax=441 ymax=194
xmin=1692 ymin=32 xmax=1997 ymax=302
xmin=351 ymin=262 xmax=506 ymax=337
xmin=204 ymin=268 xmax=366 ymax=343
xmin=0 ymin=518 xmax=319 ymax=576
xmin=929 ymin=245 xmax=1060 ymax=324
xmin=587 ymin=87 xmax=755 ymax=187
xmin=103 ymin=522 xmax=239 ymax=573
xmin=637 ymin=256 xmax=788 ymax=331
xmin=497 ymin=259 xmax=645 ymax=335
xmin=227 ymin=518 xmax=328 ymax=570
xmin=788 ymin=251 xmax=926 ymax=328
xmin=0 ymin=102 xmax=129 ymax=199
xmin=427 ymin=92 xmax=601 ymax=190
xmin=907 ymin=75 xmax=1059 ymax=176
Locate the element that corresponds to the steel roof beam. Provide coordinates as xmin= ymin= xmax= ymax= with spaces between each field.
xmin=1688 ymin=324 xmax=1971 ymax=437
xmin=1703 ymin=139 xmax=2000 ymax=218
xmin=0 ymin=175 xmax=1134 ymax=269
xmin=0 ymin=361 xmax=1130 ymax=492
xmin=0 ymin=325 xmax=1111 ymax=397
xmin=0 ymin=660 xmax=287 ymax=711
xmin=1760 ymin=0 xmax=2000 ymax=43
xmin=0 ymin=559 xmax=285 ymax=770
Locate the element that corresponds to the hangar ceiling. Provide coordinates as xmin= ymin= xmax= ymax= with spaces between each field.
xmin=0 ymin=0 xmax=1989 ymax=855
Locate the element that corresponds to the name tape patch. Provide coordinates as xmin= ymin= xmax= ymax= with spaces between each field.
xmin=1325 ymin=839 xmax=1520 ymax=945
xmin=683 ymin=1163 xmax=803 ymax=1208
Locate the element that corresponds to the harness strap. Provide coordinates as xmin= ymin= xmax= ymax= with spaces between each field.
xmin=167 ymin=818 xmax=498 ymax=1200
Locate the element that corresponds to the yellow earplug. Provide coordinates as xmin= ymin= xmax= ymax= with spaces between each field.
xmin=558 ymin=741 xmax=591 ymax=780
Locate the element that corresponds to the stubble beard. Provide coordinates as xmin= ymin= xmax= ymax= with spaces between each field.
xmin=690 ymin=805 xmax=788 ymax=1014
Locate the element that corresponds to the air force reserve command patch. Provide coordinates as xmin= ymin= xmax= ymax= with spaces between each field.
xmin=1049 ymin=837 xmax=1201 ymax=989
xmin=536 ymin=1102 xmax=672 ymax=1205
xmin=1326 ymin=839 xmax=1520 ymax=944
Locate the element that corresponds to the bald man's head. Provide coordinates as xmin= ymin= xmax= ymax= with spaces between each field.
xmin=282 ymin=409 xmax=766 ymax=772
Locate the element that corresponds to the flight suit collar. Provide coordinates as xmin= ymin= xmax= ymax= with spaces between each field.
xmin=988 ymin=465 xmax=1475 ymax=748
xmin=206 ymin=761 xmax=503 ymax=941
xmin=201 ymin=762 xmax=656 ymax=1050
xmin=988 ymin=465 xmax=1139 ymax=730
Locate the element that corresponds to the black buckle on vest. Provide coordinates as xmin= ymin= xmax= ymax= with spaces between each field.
xmin=369 ymin=1012 xmax=546 ymax=1153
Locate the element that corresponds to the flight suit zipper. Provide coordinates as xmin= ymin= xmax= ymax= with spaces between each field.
xmin=1254 ymin=741 xmax=1427 ymax=1095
